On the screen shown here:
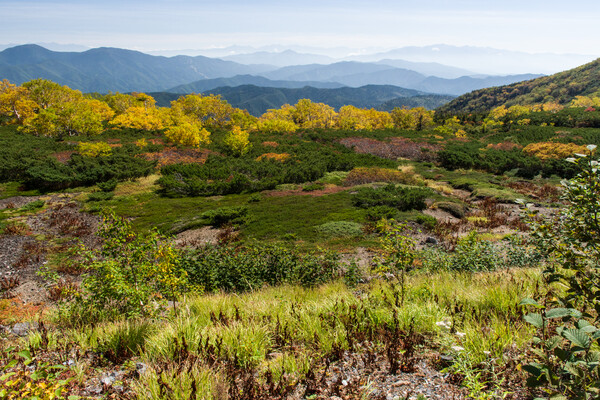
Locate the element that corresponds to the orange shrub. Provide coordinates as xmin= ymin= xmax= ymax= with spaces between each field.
xmin=256 ymin=153 xmax=290 ymax=162
xmin=523 ymin=142 xmax=587 ymax=160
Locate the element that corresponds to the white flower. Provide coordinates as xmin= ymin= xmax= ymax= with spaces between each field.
xmin=455 ymin=331 xmax=466 ymax=338
xmin=587 ymin=144 xmax=597 ymax=152
xmin=565 ymin=157 xmax=576 ymax=163
xmin=436 ymin=320 xmax=451 ymax=329
xmin=451 ymin=346 xmax=465 ymax=352
xmin=575 ymin=153 xmax=587 ymax=158
xmin=483 ymin=351 xmax=491 ymax=356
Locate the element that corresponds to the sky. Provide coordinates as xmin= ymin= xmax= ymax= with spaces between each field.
xmin=1 ymin=0 xmax=599 ymax=56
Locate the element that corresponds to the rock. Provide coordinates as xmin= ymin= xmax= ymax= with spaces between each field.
xmin=87 ymin=385 xmax=102 ymax=395
xmin=425 ymin=236 xmax=438 ymax=245
xmin=392 ymin=380 xmax=410 ymax=387
xmin=11 ymin=322 xmax=38 ymax=336
xmin=136 ymin=362 xmax=148 ymax=375
xmin=101 ymin=375 xmax=115 ymax=386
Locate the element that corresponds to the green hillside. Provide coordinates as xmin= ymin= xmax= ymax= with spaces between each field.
xmin=437 ymin=57 xmax=600 ymax=115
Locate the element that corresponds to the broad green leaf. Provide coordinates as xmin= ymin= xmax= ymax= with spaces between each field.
xmin=519 ymin=298 xmax=543 ymax=308
xmin=522 ymin=364 xmax=542 ymax=376
xmin=546 ymin=308 xmax=581 ymax=319
xmin=524 ymin=313 xmax=544 ymax=329
xmin=546 ymin=335 xmax=562 ymax=350
xmin=563 ymin=328 xmax=591 ymax=349
xmin=17 ymin=349 xmax=32 ymax=360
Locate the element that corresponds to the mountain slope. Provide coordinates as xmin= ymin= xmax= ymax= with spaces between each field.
xmin=437 ymin=58 xmax=600 ymax=115
xmin=167 ymin=75 xmax=345 ymax=93
xmin=0 ymin=44 xmax=275 ymax=92
xmin=203 ymin=84 xmax=452 ymax=116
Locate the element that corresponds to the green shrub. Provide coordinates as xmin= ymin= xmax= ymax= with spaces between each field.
xmin=434 ymin=201 xmax=466 ymax=219
xmin=415 ymin=214 xmax=437 ymax=230
xmin=182 ymin=244 xmax=341 ymax=292
xmin=56 ymin=211 xmax=191 ymax=326
xmin=19 ymin=199 xmax=45 ymax=212
xmin=365 ymin=205 xmax=399 ymax=221
xmin=201 ymin=206 xmax=248 ymax=227
xmin=97 ymin=178 xmax=118 ymax=192
xmin=87 ymin=191 xmax=114 ymax=202
xmin=315 ymin=221 xmax=363 ymax=238
xmin=302 ymin=182 xmax=325 ymax=192
xmin=521 ymin=150 xmax=600 ymax=399
xmin=352 ymin=183 xmax=430 ymax=211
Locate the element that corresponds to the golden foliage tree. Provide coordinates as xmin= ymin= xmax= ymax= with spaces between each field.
xmin=0 ymin=79 xmax=36 ymax=124
xmin=223 ymin=126 xmax=251 ymax=156
xmin=170 ymin=94 xmax=235 ymax=131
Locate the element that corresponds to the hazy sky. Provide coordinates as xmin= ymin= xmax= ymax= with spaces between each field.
xmin=1 ymin=0 xmax=599 ymax=54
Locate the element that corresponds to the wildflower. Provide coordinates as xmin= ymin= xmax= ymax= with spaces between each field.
xmin=451 ymin=346 xmax=465 ymax=352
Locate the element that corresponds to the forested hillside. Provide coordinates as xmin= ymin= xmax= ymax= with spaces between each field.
xmin=438 ymin=58 xmax=600 ymax=115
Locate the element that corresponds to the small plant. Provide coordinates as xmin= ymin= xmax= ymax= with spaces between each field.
xmin=373 ymin=221 xmax=416 ymax=305
xmin=521 ymin=147 xmax=600 ymax=399
xmin=19 ymin=200 xmax=45 ymax=212
xmin=314 ymin=221 xmax=363 ymax=238
xmin=302 ymin=182 xmax=324 ymax=192
xmin=0 ymin=347 xmax=73 ymax=399
xmin=97 ymin=178 xmax=118 ymax=192
xmin=87 ymin=191 xmax=114 ymax=202
xmin=201 ymin=206 xmax=248 ymax=227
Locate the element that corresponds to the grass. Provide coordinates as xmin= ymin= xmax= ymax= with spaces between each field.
xmin=29 ymin=267 xmax=541 ymax=399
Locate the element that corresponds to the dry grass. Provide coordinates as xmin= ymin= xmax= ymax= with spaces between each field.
xmin=114 ymin=175 xmax=160 ymax=196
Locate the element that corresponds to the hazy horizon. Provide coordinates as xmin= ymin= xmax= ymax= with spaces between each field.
xmin=2 ymin=1 xmax=599 ymax=54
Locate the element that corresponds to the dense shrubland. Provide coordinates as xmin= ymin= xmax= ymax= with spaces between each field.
xmin=4 ymin=77 xmax=600 ymax=399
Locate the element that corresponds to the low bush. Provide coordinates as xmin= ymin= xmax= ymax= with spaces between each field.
xmin=415 ymin=214 xmax=437 ymax=230
xmin=434 ymin=201 xmax=466 ymax=219
xmin=366 ymin=205 xmax=399 ymax=221
xmin=352 ymin=183 xmax=430 ymax=211
xmin=181 ymin=244 xmax=341 ymax=292
xmin=201 ymin=206 xmax=248 ymax=227
xmin=87 ymin=191 xmax=114 ymax=202
xmin=315 ymin=221 xmax=364 ymax=238
xmin=19 ymin=199 xmax=45 ymax=212
xmin=97 ymin=178 xmax=118 ymax=192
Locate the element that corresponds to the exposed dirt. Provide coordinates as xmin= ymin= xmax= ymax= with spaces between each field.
xmin=174 ymin=226 xmax=223 ymax=248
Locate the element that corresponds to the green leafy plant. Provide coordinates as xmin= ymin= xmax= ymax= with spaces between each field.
xmin=521 ymin=146 xmax=600 ymax=399
xmin=58 ymin=210 xmax=192 ymax=325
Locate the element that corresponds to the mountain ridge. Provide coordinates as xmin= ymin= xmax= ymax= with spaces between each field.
xmin=437 ymin=58 xmax=600 ymax=115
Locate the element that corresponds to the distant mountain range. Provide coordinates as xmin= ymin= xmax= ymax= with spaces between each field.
xmin=437 ymin=58 xmax=600 ymax=115
xmin=151 ymin=84 xmax=454 ymax=116
xmin=167 ymin=75 xmax=345 ymax=93
xmin=0 ymin=44 xmax=272 ymax=92
xmin=0 ymin=44 xmax=541 ymax=98
xmin=256 ymin=61 xmax=540 ymax=95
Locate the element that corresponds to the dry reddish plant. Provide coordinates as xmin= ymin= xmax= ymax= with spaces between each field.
xmin=261 ymin=141 xmax=279 ymax=148
xmin=256 ymin=153 xmax=290 ymax=162
xmin=142 ymin=147 xmax=213 ymax=167
xmin=486 ymin=141 xmax=523 ymax=151
xmin=339 ymin=137 xmax=439 ymax=161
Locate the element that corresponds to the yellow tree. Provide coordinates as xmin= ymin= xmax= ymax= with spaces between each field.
xmin=291 ymin=99 xmax=337 ymax=129
xmin=337 ymin=105 xmax=371 ymax=130
xmin=19 ymin=79 xmax=111 ymax=138
xmin=0 ymin=80 xmax=36 ymax=124
xmin=171 ymin=94 xmax=235 ymax=131
xmin=223 ymin=126 xmax=251 ymax=156
xmin=163 ymin=107 xmax=210 ymax=148
xmin=103 ymin=92 xmax=137 ymax=115
xmin=364 ymin=108 xmax=394 ymax=130
xmin=110 ymin=105 xmax=164 ymax=131
xmin=390 ymin=107 xmax=416 ymax=129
